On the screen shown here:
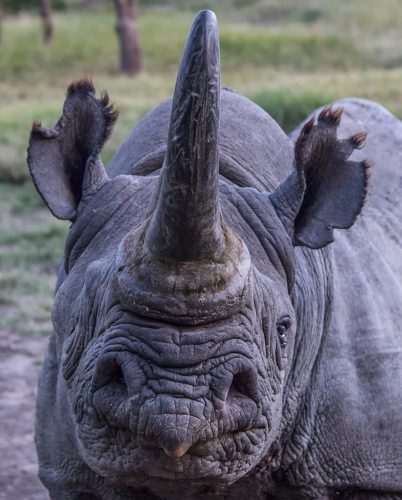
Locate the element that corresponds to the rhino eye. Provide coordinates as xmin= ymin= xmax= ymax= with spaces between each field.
xmin=277 ymin=316 xmax=291 ymax=348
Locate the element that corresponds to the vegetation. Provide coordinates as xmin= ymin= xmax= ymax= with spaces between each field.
xmin=2 ymin=0 xmax=402 ymax=334
xmin=4 ymin=0 xmax=66 ymax=12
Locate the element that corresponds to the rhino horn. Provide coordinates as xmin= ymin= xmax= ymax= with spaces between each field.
xmin=145 ymin=9 xmax=224 ymax=262
xmin=115 ymin=11 xmax=251 ymax=325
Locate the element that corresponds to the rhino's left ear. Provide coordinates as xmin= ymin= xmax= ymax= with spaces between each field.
xmin=28 ymin=77 xmax=118 ymax=220
xmin=271 ymin=106 xmax=372 ymax=249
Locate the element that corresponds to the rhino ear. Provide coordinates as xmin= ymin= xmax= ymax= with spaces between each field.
xmin=27 ymin=78 xmax=118 ymax=220
xmin=271 ymin=107 xmax=372 ymax=249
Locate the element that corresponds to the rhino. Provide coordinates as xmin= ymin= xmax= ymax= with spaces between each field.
xmin=28 ymin=10 xmax=402 ymax=500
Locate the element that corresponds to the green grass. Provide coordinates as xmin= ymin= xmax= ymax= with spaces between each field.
xmin=0 ymin=13 xmax=118 ymax=81
xmin=0 ymin=183 xmax=68 ymax=335
xmin=249 ymin=88 xmax=334 ymax=133
xmin=220 ymin=29 xmax=363 ymax=72
xmin=2 ymin=1 xmax=402 ymax=335
xmin=0 ymin=10 xmax=367 ymax=82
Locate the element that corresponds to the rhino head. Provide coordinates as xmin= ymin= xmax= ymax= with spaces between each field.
xmin=29 ymin=10 xmax=370 ymax=498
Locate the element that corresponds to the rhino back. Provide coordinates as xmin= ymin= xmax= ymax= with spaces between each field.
xmin=284 ymin=99 xmax=402 ymax=491
xmin=108 ymin=89 xmax=293 ymax=192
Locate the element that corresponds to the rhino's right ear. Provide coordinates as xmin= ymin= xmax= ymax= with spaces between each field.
xmin=28 ymin=78 xmax=118 ymax=220
xmin=270 ymin=107 xmax=371 ymax=249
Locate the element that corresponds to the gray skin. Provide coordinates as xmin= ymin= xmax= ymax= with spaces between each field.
xmin=28 ymin=10 xmax=402 ymax=500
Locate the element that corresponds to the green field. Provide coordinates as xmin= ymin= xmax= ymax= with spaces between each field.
xmin=1 ymin=0 xmax=402 ymax=334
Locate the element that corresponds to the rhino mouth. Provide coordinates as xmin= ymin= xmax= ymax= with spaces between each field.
xmin=76 ymin=389 xmax=270 ymax=478
xmin=140 ymin=426 xmax=268 ymax=464
xmin=77 ymin=421 xmax=269 ymax=485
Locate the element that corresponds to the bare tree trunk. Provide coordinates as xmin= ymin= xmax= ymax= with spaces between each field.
xmin=40 ymin=0 xmax=53 ymax=45
xmin=113 ymin=0 xmax=144 ymax=76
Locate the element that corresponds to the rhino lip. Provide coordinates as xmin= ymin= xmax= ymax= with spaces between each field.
xmin=97 ymin=427 xmax=268 ymax=482
xmin=177 ymin=427 xmax=266 ymax=459
xmin=137 ymin=425 xmax=267 ymax=461
xmin=90 ymin=396 xmax=265 ymax=461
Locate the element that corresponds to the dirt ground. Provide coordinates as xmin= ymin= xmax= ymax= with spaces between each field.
xmin=0 ymin=329 xmax=49 ymax=500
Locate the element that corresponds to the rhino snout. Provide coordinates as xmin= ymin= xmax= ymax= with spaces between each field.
xmin=90 ymin=349 xmax=261 ymax=459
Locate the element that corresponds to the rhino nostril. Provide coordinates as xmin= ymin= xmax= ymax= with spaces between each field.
xmin=92 ymin=356 xmax=128 ymax=394
xmin=227 ymin=367 xmax=259 ymax=404
xmin=111 ymin=364 xmax=126 ymax=387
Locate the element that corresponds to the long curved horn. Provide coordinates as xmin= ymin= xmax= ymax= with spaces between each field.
xmin=115 ymin=11 xmax=250 ymax=325
xmin=145 ymin=9 xmax=223 ymax=262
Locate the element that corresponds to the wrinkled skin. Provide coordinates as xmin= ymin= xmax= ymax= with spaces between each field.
xmin=64 ymin=267 xmax=288 ymax=483
xmin=30 ymin=11 xmax=402 ymax=500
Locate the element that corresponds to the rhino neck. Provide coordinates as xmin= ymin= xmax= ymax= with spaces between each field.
xmin=276 ymin=245 xmax=333 ymax=465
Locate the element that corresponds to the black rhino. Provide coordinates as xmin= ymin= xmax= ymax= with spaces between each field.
xmin=28 ymin=10 xmax=402 ymax=500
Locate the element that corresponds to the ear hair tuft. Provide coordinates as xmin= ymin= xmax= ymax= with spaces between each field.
xmin=294 ymin=116 xmax=315 ymax=169
xmin=67 ymin=76 xmax=95 ymax=97
xmin=318 ymin=106 xmax=343 ymax=126
xmin=99 ymin=90 xmax=119 ymax=147
xmin=31 ymin=121 xmax=58 ymax=139
xmin=350 ymin=131 xmax=368 ymax=150
xmin=363 ymin=158 xmax=374 ymax=169
xmin=31 ymin=120 xmax=42 ymax=133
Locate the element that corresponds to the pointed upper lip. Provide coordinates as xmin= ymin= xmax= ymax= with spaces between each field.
xmin=135 ymin=424 xmax=268 ymax=461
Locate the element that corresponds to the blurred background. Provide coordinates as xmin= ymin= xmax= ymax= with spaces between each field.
xmin=2 ymin=0 xmax=402 ymax=337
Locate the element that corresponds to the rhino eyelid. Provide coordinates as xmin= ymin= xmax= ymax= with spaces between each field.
xmin=276 ymin=316 xmax=291 ymax=346
xmin=277 ymin=315 xmax=291 ymax=329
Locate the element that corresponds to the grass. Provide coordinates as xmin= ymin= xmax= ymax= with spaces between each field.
xmin=2 ymin=1 xmax=402 ymax=335
xmin=249 ymin=88 xmax=334 ymax=133
xmin=0 ymin=184 xmax=68 ymax=335
xmin=0 ymin=10 xmax=366 ymax=81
